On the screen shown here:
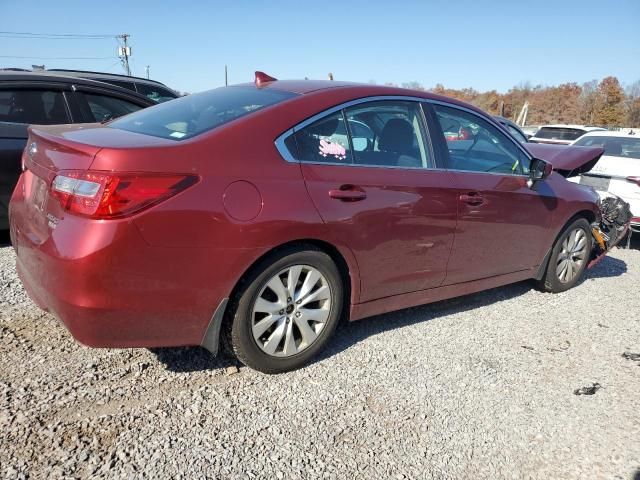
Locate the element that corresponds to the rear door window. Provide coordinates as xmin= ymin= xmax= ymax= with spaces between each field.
xmin=344 ymin=101 xmax=431 ymax=168
xmin=288 ymin=100 xmax=432 ymax=169
xmin=291 ymin=111 xmax=352 ymax=164
xmin=534 ymin=127 xmax=586 ymax=141
xmin=0 ymin=89 xmax=70 ymax=124
xmin=77 ymin=92 xmax=144 ymax=122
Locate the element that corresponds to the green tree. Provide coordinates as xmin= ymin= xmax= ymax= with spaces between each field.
xmin=594 ymin=76 xmax=625 ymax=126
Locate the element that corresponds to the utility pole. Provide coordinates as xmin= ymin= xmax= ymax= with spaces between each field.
xmin=117 ymin=34 xmax=131 ymax=76
xmin=225 ymin=65 xmax=228 ymax=86
xmin=145 ymin=65 xmax=150 ymax=79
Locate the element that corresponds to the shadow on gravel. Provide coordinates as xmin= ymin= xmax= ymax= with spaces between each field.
xmin=148 ymin=346 xmax=238 ymax=373
xmin=583 ymin=254 xmax=627 ymax=280
xmin=148 ymin=255 xmax=629 ymax=373
xmin=0 ymin=230 xmax=11 ymax=247
xmin=318 ymin=254 xmax=628 ymax=363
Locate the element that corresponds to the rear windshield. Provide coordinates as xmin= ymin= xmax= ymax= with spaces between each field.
xmin=574 ymin=135 xmax=640 ymax=159
xmin=108 ymin=86 xmax=296 ymax=140
xmin=533 ymin=127 xmax=586 ymax=141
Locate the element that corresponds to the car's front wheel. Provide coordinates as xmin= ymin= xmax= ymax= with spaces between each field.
xmin=227 ymin=246 xmax=343 ymax=373
xmin=538 ymin=217 xmax=593 ymax=293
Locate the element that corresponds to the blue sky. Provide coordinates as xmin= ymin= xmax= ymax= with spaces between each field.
xmin=2 ymin=0 xmax=639 ymax=94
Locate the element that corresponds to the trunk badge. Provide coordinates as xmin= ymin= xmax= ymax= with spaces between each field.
xmin=28 ymin=142 xmax=37 ymax=159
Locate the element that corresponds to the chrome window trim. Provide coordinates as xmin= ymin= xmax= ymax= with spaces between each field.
xmin=274 ymin=95 xmax=534 ymax=177
xmin=274 ymin=95 xmax=431 ymax=167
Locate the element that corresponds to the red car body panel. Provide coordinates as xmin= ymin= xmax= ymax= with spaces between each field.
xmin=9 ymin=82 xmax=602 ymax=351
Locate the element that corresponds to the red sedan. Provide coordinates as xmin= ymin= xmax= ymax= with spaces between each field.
xmin=9 ymin=73 xmax=612 ymax=373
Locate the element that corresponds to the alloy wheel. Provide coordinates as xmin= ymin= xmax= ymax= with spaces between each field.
xmin=251 ymin=265 xmax=332 ymax=357
xmin=556 ymin=227 xmax=588 ymax=284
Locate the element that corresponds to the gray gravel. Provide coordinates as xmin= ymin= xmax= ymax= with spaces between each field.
xmin=1 ymin=239 xmax=639 ymax=479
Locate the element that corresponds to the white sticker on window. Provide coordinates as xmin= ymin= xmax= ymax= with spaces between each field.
xmin=319 ymin=138 xmax=346 ymax=160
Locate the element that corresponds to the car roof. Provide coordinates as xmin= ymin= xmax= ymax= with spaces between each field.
xmin=0 ymin=71 xmax=155 ymax=104
xmin=232 ymin=79 xmax=488 ymax=113
xmin=576 ymin=130 xmax=639 ymax=138
xmin=537 ymin=124 xmax=605 ymax=131
xmin=45 ymin=69 xmax=174 ymax=90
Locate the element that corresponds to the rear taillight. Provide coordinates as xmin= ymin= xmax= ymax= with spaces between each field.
xmin=50 ymin=170 xmax=198 ymax=219
xmin=627 ymin=176 xmax=640 ymax=187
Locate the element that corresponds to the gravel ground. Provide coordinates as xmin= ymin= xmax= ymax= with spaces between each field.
xmin=1 ymin=235 xmax=639 ymax=479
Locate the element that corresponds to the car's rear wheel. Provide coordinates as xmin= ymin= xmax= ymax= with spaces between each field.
xmin=227 ymin=246 xmax=343 ymax=373
xmin=538 ymin=218 xmax=592 ymax=293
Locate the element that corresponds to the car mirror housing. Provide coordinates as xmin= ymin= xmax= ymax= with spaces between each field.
xmin=528 ymin=158 xmax=552 ymax=188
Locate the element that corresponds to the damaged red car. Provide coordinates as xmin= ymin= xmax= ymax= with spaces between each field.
xmin=9 ymin=73 xmax=629 ymax=373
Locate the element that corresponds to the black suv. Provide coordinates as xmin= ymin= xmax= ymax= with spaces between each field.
xmin=46 ymin=69 xmax=179 ymax=103
xmin=0 ymin=72 xmax=155 ymax=229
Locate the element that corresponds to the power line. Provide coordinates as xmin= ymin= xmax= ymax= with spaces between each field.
xmin=0 ymin=31 xmax=117 ymax=39
xmin=0 ymin=55 xmax=115 ymax=60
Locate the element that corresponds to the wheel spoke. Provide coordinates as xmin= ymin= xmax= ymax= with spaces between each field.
xmin=254 ymin=297 xmax=284 ymax=315
xmin=566 ymin=260 xmax=574 ymax=281
xmin=252 ymin=314 xmax=282 ymax=339
xmin=266 ymin=276 xmax=288 ymax=304
xmin=287 ymin=266 xmax=303 ymax=300
xmin=282 ymin=321 xmax=297 ymax=356
xmin=297 ymin=269 xmax=321 ymax=301
xmin=262 ymin=318 xmax=286 ymax=355
xmin=298 ymin=285 xmax=330 ymax=307
xmin=556 ymin=259 xmax=567 ymax=278
xmin=294 ymin=315 xmax=318 ymax=346
xmin=299 ymin=306 xmax=330 ymax=324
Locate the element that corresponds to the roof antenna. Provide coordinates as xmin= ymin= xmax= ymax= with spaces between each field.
xmin=255 ymin=71 xmax=277 ymax=87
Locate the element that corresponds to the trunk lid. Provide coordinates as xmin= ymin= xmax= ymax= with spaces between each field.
xmin=525 ymin=143 xmax=604 ymax=177
xmin=22 ymin=126 xmax=103 ymax=238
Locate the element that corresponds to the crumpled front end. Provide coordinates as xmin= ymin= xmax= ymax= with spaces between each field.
xmin=589 ymin=194 xmax=632 ymax=268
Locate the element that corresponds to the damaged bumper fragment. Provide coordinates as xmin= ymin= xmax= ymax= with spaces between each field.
xmin=588 ymin=196 xmax=632 ymax=268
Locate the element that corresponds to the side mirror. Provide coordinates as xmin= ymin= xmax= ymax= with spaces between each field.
xmin=528 ymin=158 xmax=552 ymax=188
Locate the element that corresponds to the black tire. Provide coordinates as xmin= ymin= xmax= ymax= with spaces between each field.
xmin=226 ymin=246 xmax=343 ymax=374
xmin=537 ymin=217 xmax=593 ymax=293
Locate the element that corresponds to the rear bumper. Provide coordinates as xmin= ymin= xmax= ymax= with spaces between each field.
xmin=10 ymin=196 xmax=259 ymax=349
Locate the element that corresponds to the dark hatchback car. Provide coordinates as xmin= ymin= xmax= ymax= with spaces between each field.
xmin=0 ymin=72 xmax=154 ymax=229
xmin=10 ymin=74 xmax=621 ymax=373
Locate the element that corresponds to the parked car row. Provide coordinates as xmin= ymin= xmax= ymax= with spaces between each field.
xmin=491 ymin=120 xmax=638 ymax=227
xmin=569 ymin=130 xmax=640 ymax=231
xmin=8 ymin=72 xmax=629 ymax=373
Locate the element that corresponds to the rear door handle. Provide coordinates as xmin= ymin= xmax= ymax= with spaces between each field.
xmin=459 ymin=192 xmax=485 ymax=206
xmin=328 ymin=186 xmax=367 ymax=202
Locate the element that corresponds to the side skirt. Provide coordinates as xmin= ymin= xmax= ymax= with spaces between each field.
xmin=350 ymin=268 xmax=536 ymax=321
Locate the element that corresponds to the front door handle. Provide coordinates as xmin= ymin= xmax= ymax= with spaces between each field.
xmin=328 ymin=185 xmax=367 ymax=202
xmin=459 ymin=192 xmax=485 ymax=206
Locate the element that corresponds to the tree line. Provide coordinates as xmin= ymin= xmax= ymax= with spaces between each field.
xmin=389 ymin=77 xmax=640 ymax=127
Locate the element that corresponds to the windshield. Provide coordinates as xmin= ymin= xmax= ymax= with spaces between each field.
xmin=574 ymin=135 xmax=640 ymax=159
xmin=109 ymin=86 xmax=296 ymax=140
xmin=533 ymin=127 xmax=587 ymax=141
